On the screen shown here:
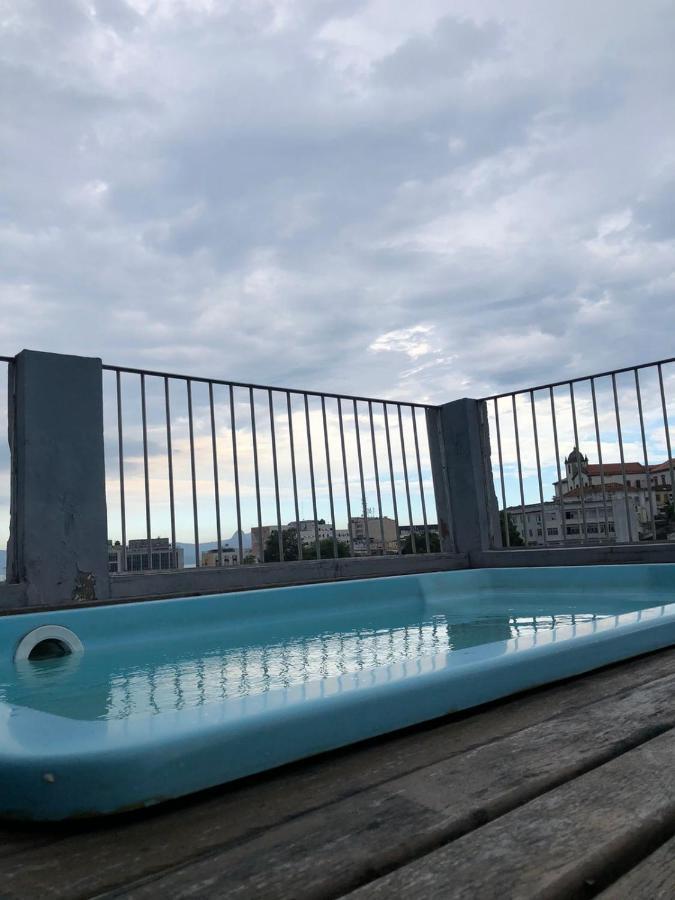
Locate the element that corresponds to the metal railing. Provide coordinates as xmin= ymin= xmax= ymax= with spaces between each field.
xmin=102 ymin=363 xmax=441 ymax=572
xmin=482 ymin=356 xmax=675 ymax=549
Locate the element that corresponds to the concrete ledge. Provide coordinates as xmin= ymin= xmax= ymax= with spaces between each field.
xmin=0 ymin=581 xmax=28 ymax=611
xmin=109 ymin=553 xmax=469 ymax=603
xmin=472 ymin=544 xmax=675 ymax=568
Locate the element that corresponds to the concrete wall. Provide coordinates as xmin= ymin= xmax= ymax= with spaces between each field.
xmin=6 ymin=350 xmax=109 ymax=607
xmin=429 ymin=398 xmax=501 ymax=555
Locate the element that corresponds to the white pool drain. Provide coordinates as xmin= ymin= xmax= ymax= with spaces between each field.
xmin=14 ymin=625 xmax=84 ymax=663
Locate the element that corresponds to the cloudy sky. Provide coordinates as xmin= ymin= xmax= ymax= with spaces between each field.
xmin=2 ymin=0 xmax=675 ymax=549
xmin=3 ymin=0 xmax=675 ymax=405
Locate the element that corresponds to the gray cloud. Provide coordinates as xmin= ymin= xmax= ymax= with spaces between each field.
xmin=1 ymin=0 xmax=674 ymax=410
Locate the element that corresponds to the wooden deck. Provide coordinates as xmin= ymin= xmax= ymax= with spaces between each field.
xmin=1 ymin=647 xmax=674 ymax=899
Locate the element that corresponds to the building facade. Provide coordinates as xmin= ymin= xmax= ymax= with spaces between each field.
xmin=201 ymin=546 xmax=239 ymax=567
xmin=108 ymin=538 xmax=184 ymax=573
xmin=507 ymin=444 xmax=675 ymax=546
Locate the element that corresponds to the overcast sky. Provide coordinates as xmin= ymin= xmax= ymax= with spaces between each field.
xmin=2 ymin=0 xmax=674 ymax=407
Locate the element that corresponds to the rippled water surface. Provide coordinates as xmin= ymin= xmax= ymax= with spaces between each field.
xmin=0 ymin=600 xmax=623 ymax=721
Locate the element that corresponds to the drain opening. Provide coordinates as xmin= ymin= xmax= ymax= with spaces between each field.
xmin=14 ymin=625 xmax=84 ymax=663
xmin=28 ymin=638 xmax=71 ymax=661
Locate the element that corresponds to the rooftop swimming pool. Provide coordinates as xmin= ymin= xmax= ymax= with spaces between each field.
xmin=1 ymin=564 xmax=674 ymax=820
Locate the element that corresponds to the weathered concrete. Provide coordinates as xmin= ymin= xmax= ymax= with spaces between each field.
xmin=472 ymin=543 xmax=675 ymax=568
xmin=430 ymin=398 xmax=501 ymax=556
xmin=6 ymin=350 xmax=109 ymax=606
xmin=109 ymin=552 xmax=468 ymax=603
xmin=425 ymin=407 xmax=454 ymax=552
xmin=0 ymin=581 xmax=27 ymax=610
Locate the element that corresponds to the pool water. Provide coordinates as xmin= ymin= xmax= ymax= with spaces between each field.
xmin=2 ymin=566 xmax=674 ymax=821
xmin=0 ymin=597 xmax=644 ymax=722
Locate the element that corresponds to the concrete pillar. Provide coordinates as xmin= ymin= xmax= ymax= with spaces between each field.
xmin=428 ymin=398 xmax=501 ymax=557
xmin=7 ymin=350 xmax=110 ymax=605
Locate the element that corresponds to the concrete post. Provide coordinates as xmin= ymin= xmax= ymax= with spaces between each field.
xmin=6 ymin=350 xmax=110 ymax=605
xmin=428 ymin=398 xmax=501 ymax=557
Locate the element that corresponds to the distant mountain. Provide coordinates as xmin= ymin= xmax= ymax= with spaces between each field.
xmin=229 ymin=530 xmax=252 ymax=549
xmin=176 ymin=542 xmax=219 ymax=567
xmin=177 ymin=532 xmax=251 ymax=567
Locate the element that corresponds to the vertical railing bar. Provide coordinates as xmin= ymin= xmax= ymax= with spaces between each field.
xmin=368 ymin=401 xmax=386 ymax=553
xmin=657 ymin=364 xmax=675 ymax=516
xmin=549 ymin=387 xmax=568 ymax=545
xmin=634 ymin=368 xmax=657 ymax=541
xmin=286 ymin=392 xmax=303 ymax=561
xmin=187 ymin=379 xmax=200 ymax=566
xmin=511 ymin=394 xmax=527 ymax=540
xmin=164 ymin=377 xmax=177 ymax=554
xmin=397 ymin=403 xmax=416 ymax=553
xmin=229 ymin=385 xmax=243 ymax=564
xmin=321 ymin=396 xmax=339 ymax=558
xmin=529 ymin=389 xmax=548 ymax=547
xmin=569 ymin=382 xmax=587 ymax=543
xmin=208 ymin=382 xmax=223 ymax=566
xmin=612 ymin=372 xmax=634 ymax=543
xmin=249 ymin=387 xmax=263 ymax=563
xmin=338 ymin=397 xmax=354 ymax=556
xmin=383 ymin=403 xmax=401 ymax=554
xmin=411 ymin=406 xmax=430 ymax=552
xmin=304 ymin=393 xmax=320 ymax=560
xmin=590 ymin=377 xmax=610 ymax=542
xmin=493 ymin=398 xmax=509 ymax=548
xmin=116 ymin=370 xmax=127 ymax=572
xmin=140 ymin=373 xmax=153 ymax=571
xmin=353 ymin=399 xmax=370 ymax=554
xmin=268 ymin=389 xmax=284 ymax=562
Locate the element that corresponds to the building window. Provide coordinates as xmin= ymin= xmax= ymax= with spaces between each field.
xmin=566 ymin=525 xmax=580 ymax=535
xmin=586 ymin=524 xmax=598 ymax=534
xmin=547 ymin=527 xmax=559 ymax=536
xmin=565 ymin=511 xmax=575 ymax=520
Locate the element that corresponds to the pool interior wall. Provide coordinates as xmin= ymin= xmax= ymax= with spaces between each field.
xmin=1 ymin=564 xmax=674 ymax=821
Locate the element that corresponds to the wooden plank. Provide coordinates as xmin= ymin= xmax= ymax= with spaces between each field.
xmin=30 ymin=669 xmax=674 ymax=900
xmin=346 ymin=729 xmax=675 ymax=900
xmin=598 ymin=834 xmax=675 ymax=899
xmin=0 ymin=648 xmax=672 ymax=897
xmin=0 ymin=833 xmax=54 ymax=861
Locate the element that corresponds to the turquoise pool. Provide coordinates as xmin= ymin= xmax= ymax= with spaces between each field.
xmin=1 ymin=564 xmax=674 ymax=820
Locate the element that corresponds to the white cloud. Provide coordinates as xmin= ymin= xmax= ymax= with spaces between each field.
xmin=369 ymin=325 xmax=438 ymax=359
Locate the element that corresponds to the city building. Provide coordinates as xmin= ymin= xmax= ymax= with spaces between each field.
xmin=555 ymin=447 xmax=674 ymax=503
xmin=349 ymin=516 xmax=399 ymax=553
xmin=288 ymin=519 xmax=337 ymax=545
xmin=201 ymin=546 xmax=239 ymax=567
xmin=508 ymin=495 xmax=639 ymax=546
xmin=108 ymin=538 xmax=184 ymax=573
xmin=250 ymin=525 xmax=276 ymax=562
xmin=506 ymin=444 xmax=675 ymax=546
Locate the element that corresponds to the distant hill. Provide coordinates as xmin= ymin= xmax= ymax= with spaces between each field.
xmin=229 ymin=530 xmax=252 ymax=550
xmin=177 ymin=532 xmax=251 ymax=567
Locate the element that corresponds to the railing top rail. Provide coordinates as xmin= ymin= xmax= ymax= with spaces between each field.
xmin=0 ymin=356 xmax=14 ymax=363
xmin=102 ymin=362 xmax=438 ymax=410
xmin=480 ymin=354 xmax=675 ymax=402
